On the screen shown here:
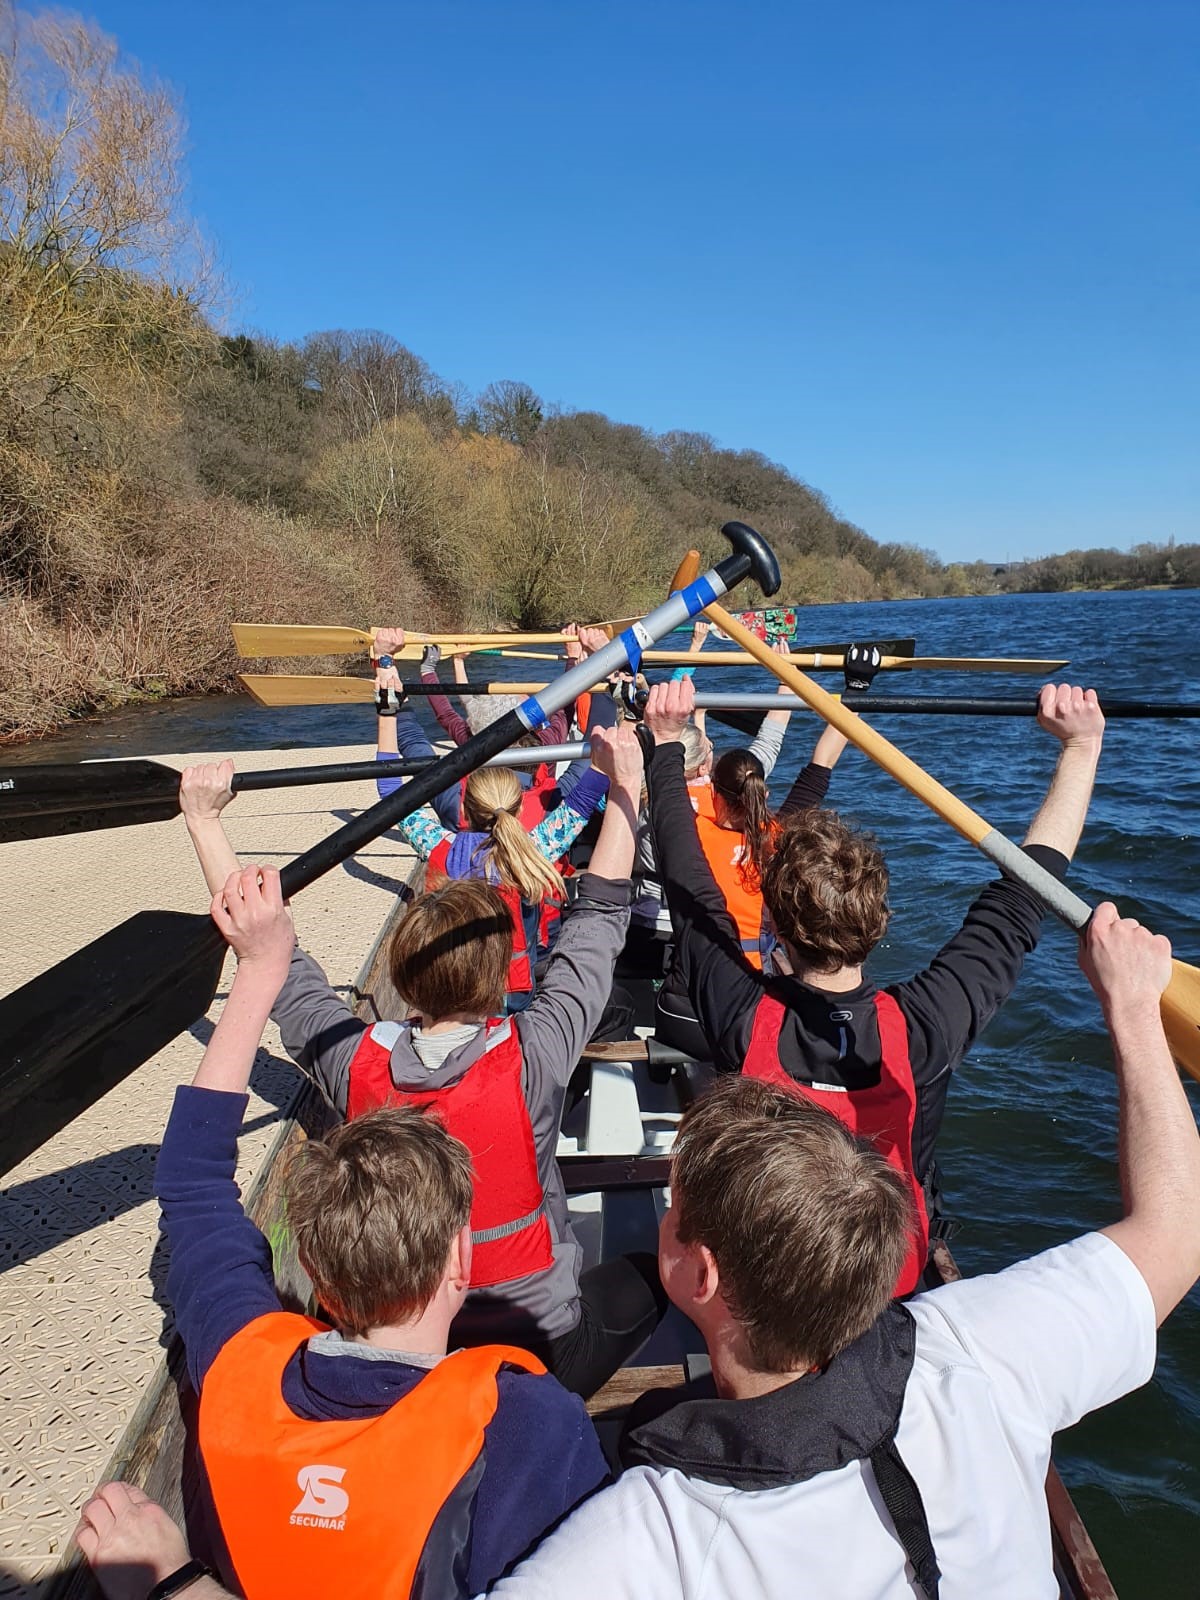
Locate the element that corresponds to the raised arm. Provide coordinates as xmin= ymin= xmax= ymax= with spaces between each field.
xmin=1084 ymin=906 xmax=1200 ymax=1326
xmin=1022 ymin=683 xmax=1105 ymax=859
xmin=180 ymin=762 xmax=240 ymax=896
xmin=644 ymin=679 xmax=763 ymax=1067
xmin=517 ymin=725 xmax=640 ymax=1081
xmin=155 ymin=867 xmax=296 ymax=1389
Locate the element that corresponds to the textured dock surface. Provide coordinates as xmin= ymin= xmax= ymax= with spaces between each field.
xmin=0 ymin=746 xmax=414 ymax=1595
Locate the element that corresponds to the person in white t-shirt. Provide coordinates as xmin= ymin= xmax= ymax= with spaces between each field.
xmin=476 ymin=902 xmax=1195 ymax=1600
xmin=75 ymin=908 xmax=1197 ymax=1600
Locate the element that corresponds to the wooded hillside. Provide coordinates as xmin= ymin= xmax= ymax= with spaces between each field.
xmin=1 ymin=7 xmax=1193 ymax=741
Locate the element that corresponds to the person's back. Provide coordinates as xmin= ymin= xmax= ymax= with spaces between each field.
xmin=155 ymin=867 xmax=607 ymax=1598
xmin=644 ymin=678 xmax=1107 ymax=1271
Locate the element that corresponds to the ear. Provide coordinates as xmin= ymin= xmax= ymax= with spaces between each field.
xmin=693 ymin=1243 xmax=721 ymax=1307
xmin=448 ymin=1224 xmax=473 ymax=1295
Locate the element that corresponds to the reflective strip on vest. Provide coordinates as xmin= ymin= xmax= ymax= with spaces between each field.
xmin=471 ymin=1199 xmax=546 ymax=1244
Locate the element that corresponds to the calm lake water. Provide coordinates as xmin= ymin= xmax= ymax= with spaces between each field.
xmin=7 ymin=589 xmax=1200 ymax=1596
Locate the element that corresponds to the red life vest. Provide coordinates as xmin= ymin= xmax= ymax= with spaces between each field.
xmin=199 ymin=1310 xmax=543 ymax=1600
xmin=345 ymin=1018 xmax=553 ymax=1289
xmin=457 ymin=764 xmax=558 ymax=829
xmin=426 ymin=837 xmax=534 ymax=995
xmin=742 ymin=991 xmax=929 ymax=1296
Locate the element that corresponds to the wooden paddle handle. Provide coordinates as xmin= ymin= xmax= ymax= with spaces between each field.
xmin=703 ymin=600 xmax=992 ymax=846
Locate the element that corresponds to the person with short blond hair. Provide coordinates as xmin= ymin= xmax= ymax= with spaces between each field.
xmin=154 ymin=868 xmax=608 ymax=1600
xmin=478 ymin=924 xmax=1200 ymax=1597
xmin=643 ymin=677 xmax=1106 ymax=1294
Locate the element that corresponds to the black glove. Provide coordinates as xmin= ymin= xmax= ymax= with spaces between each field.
xmin=376 ymin=685 xmax=406 ymax=717
xmin=618 ymin=680 xmax=648 ymax=721
xmin=844 ymin=643 xmax=882 ymax=693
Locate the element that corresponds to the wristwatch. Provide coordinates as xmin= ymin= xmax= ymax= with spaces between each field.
xmin=147 ymin=1560 xmax=216 ymax=1600
xmin=376 ymin=654 xmax=394 ymax=669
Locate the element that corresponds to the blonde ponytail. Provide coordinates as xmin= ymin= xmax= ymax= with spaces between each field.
xmin=463 ymin=768 xmax=565 ymax=905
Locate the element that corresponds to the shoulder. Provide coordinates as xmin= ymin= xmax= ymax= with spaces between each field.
xmin=908 ymin=1233 xmax=1156 ymax=1430
xmin=492 ymin=1368 xmax=596 ymax=1446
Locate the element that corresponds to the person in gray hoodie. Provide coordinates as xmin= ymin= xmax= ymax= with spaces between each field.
xmin=178 ymin=722 xmax=666 ymax=1398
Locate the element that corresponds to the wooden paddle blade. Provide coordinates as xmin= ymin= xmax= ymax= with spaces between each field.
xmin=233 ymin=622 xmax=378 ymax=657
xmin=239 ymin=673 xmax=375 ymax=706
xmin=669 ymin=551 xmax=702 ymax=593
xmin=0 ymin=910 xmax=227 ymax=1177
xmin=1162 ymin=960 xmax=1200 ymax=1084
xmin=0 ymin=759 xmax=184 ymax=845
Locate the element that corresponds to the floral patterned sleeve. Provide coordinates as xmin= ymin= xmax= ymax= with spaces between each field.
xmin=530 ymin=801 xmax=590 ymax=864
xmin=397 ymin=808 xmax=451 ymax=862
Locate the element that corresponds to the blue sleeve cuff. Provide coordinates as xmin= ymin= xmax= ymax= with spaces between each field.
xmin=564 ymin=764 xmax=609 ymax=817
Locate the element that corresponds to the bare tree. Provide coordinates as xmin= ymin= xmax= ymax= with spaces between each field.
xmin=477 ymin=378 xmax=543 ymax=447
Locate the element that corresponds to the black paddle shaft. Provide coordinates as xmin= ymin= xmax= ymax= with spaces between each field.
xmin=0 ymin=522 xmax=778 ymax=1175
xmin=696 ymin=692 xmax=1200 ymax=718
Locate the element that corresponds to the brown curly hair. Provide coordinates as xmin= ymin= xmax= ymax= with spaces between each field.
xmin=761 ymin=809 xmax=890 ymax=973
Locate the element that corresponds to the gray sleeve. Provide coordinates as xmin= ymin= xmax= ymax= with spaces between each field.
xmin=748 ymin=717 xmax=785 ymax=780
xmin=269 ymin=946 xmax=363 ymax=1117
xmin=517 ymin=875 xmax=631 ymax=1092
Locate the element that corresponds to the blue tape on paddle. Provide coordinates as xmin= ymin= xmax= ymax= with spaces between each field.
xmin=678 ymin=574 xmax=719 ymax=616
xmin=618 ymin=626 xmax=645 ymax=675
xmin=518 ymin=695 xmax=549 ymax=731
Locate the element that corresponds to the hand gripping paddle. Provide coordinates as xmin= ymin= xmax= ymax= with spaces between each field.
xmin=0 ymin=523 xmax=779 ymax=1175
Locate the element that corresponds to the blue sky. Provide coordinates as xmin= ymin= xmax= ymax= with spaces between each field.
xmin=78 ymin=0 xmax=1197 ymax=563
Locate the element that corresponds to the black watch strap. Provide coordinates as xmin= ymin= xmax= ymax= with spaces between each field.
xmin=147 ymin=1560 xmax=216 ymax=1600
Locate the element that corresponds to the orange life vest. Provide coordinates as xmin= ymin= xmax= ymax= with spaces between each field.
xmin=345 ymin=1018 xmax=554 ymax=1289
xmin=692 ymin=790 xmax=771 ymax=968
xmin=426 ymin=836 xmax=535 ymax=995
xmin=199 ymin=1310 xmax=543 ymax=1600
xmin=742 ymin=991 xmax=929 ymax=1296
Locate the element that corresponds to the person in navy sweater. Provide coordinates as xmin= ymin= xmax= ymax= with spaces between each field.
xmin=154 ymin=864 xmax=608 ymax=1597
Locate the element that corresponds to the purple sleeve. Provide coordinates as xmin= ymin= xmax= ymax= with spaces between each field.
xmin=155 ymin=1086 xmax=283 ymax=1392
xmin=376 ymin=710 xmax=460 ymax=829
xmin=538 ymin=707 xmax=570 ymax=746
xmin=422 ymin=670 xmax=470 ymax=746
xmin=563 ymin=763 xmax=609 ymax=820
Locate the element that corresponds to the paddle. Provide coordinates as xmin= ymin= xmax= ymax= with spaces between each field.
xmin=238 ymin=649 xmax=1070 ymax=707
xmin=232 ymin=618 xmax=644 ymax=657
xmin=0 ymin=523 xmax=779 ymax=1175
xmin=688 ymin=691 xmax=1200 ymax=719
xmin=0 ymin=745 xmax=592 ymax=846
xmin=702 ymin=598 xmax=1200 ymax=1084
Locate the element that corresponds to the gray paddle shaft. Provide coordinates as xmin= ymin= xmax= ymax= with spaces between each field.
xmin=978 ymin=829 xmax=1093 ymax=933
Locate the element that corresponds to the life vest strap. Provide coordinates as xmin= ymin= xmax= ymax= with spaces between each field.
xmin=471 ymin=1199 xmax=546 ymax=1244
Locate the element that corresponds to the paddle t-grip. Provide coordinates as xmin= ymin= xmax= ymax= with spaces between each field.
xmin=721 ymin=522 xmax=781 ymax=598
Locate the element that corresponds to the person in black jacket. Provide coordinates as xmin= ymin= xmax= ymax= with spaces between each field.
xmin=643 ymin=677 xmax=1105 ymax=1252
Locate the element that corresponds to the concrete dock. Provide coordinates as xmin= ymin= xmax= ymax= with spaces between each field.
xmin=0 ymin=745 xmax=415 ymax=1595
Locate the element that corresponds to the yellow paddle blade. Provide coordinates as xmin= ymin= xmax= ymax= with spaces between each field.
xmin=240 ymin=674 xmax=376 ymax=706
xmin=233 ymin=623 xmax=376 ymax=657
xmin=669 ymin=551 xmax=702 ymax=593
xmin=1162 ymin=960 xmax=1200 ymax=1084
